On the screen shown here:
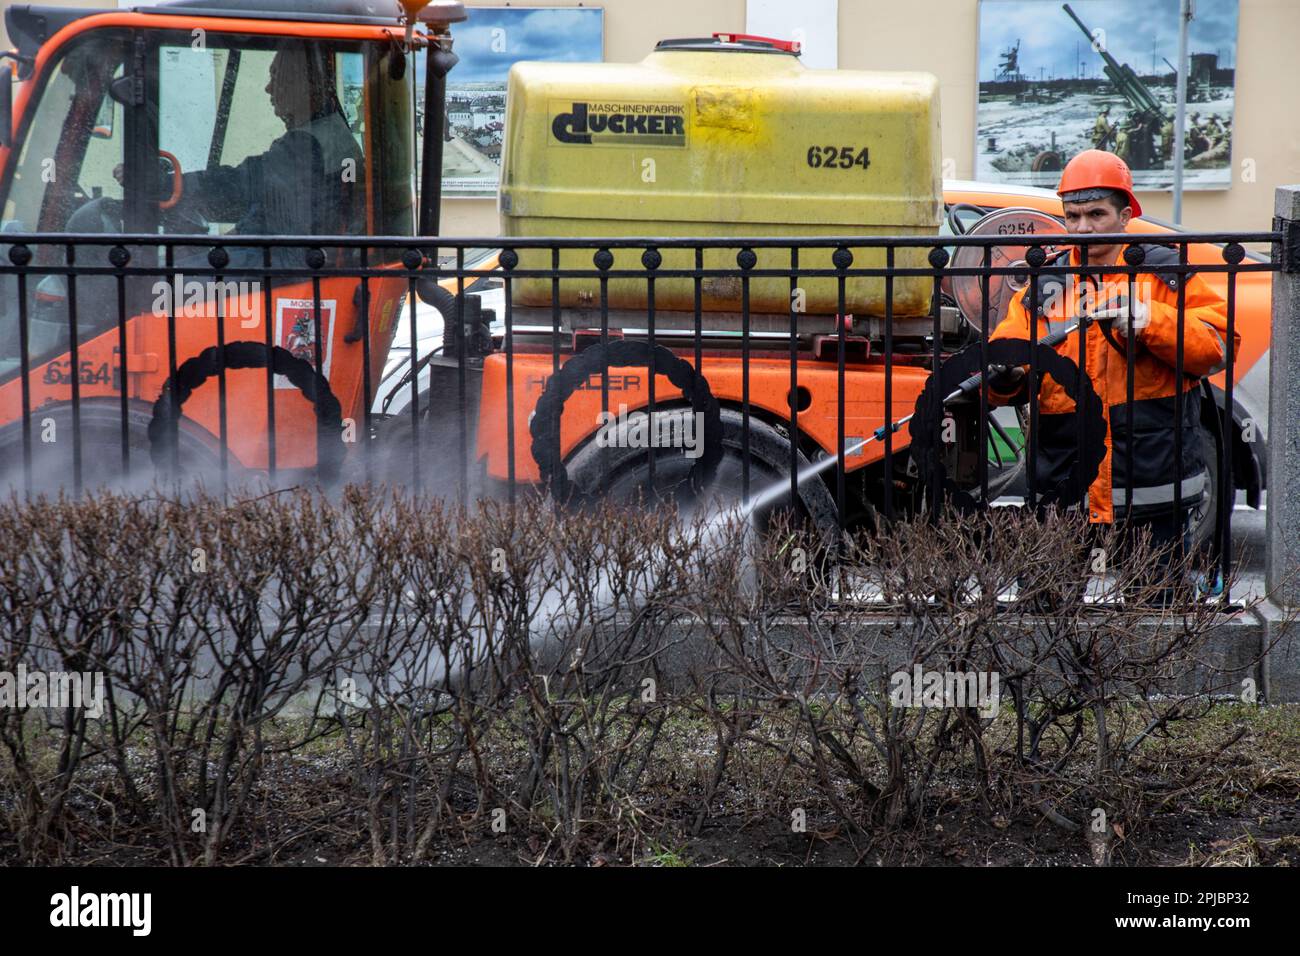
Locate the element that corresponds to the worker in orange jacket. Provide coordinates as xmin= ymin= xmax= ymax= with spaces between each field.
xmin=985 ymin=150 xmax=1236 ymax=578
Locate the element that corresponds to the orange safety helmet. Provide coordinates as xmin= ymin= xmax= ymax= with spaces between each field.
xmin=1056 ymin=149 xmax=1142 ymax=218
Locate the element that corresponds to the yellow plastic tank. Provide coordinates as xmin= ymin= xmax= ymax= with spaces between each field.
xmin=499 ymin=35 xmax=942 ymax=318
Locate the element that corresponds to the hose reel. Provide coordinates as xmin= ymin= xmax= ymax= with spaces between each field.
xmin=948 ymin=207 xmax=1068 ymax=333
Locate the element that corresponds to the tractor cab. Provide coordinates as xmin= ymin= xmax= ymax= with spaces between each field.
xmin=0 ymin=0 xmax=465 ymax=480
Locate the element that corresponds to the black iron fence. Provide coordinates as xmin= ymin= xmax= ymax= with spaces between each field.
xmin=0 ymin=227 xmax=1280 ymax=596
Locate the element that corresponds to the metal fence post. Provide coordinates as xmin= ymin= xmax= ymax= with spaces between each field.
xmin=1265 ymin=185 xmax=1300 ymax=700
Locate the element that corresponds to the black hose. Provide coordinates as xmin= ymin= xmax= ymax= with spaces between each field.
xmin=946 ymin=202 xmax=988 ymax=236
xmin=909 ymin=337 xmax=1106 ymax=513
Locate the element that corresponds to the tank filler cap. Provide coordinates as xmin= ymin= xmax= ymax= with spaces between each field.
xmin=654 ymin=33 xmax=802 ymax=55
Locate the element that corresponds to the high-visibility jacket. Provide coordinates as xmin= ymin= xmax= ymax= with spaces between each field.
xmin=989 ymin=242 xmax=1235 ymax=524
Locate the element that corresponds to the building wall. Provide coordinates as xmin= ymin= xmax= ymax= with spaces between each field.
xmin=0 ymin=0 xmax=107 ymax=51
xmin=442 ymin=0 xmax=1300 ymax=238
xmin=6 ymin=0 xmax=1297 ymax=236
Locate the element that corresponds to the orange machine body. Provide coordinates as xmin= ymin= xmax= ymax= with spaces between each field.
xmin=476 ymin=347 xmax=932 ymax=484
xmin=0 ymin=9 xmax=419 ymax=468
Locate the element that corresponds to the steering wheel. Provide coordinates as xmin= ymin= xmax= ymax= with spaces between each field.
xmin=157 ymin=150 xmax=183 ymax=210
xmin=72 ymin=151 xmax=203 ymax=237
xmin=102 ymin=151 xmax=186 ymax=208
xmin=156 ymin=151 xmax=211 ymax=234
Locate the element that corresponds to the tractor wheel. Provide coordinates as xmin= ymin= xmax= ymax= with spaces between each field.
xmin=564 ymin=407 xmax=841 ymax=538
xmin=0 ymin=398 xmax=230 ymax=494
xmin=148 ymin=341 xmax=343 ymax=483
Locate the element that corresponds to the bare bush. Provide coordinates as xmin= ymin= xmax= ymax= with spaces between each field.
xmin=0 ymin=487 xmax=1282 ymax=866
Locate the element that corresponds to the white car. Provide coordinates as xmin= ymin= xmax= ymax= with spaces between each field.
xmin=372 ymin=249 xmax=505 ymax=418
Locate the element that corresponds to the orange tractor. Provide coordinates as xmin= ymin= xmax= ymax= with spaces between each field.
xmin=0 ymin=0 xmax=464 ymax=484
xmin=0 ymin=2 xmax=1253 ymax=540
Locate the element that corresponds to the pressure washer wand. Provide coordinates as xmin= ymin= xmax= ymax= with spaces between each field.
xmin=847 ymin=320 xmax=1083 ymax=459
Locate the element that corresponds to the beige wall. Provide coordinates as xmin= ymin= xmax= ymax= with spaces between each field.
xmin=441 ymin=0 xmax=751 ymax=235
xmin=7 ymin=0 xmax=1298 ymax=235
xmin=0 ymin=0 xmax=106 ymax=52
xmin=444 ymin=0 xmax=1300 ymax=237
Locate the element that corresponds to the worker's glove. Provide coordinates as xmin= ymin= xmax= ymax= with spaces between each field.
xmin=1089 ymin=292 xmax=1150 ymax=340
xmin=985 ymin=363 xmax=1026 ymax=392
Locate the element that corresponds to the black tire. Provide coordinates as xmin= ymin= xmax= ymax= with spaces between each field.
xmin=529 ymin=340 xmax=723 ymax=504
xmin=1189 ymin=420 xmax=1233 ymax=559
xmin=355 ymin=400 xmax=463 ymax=489
xmin=910 ymin=338 xmax=1106 ymax=515
xmin=0 ymin=398 xmax=229 ymax=493
xmin=564 ymin=407 xmax=841 ymax=538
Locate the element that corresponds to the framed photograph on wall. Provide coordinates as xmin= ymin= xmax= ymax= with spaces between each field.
xmin=976 ymin=0 xmax=1238 ymax=191
xmin=428 ymin=6 xmax=605 ymax=198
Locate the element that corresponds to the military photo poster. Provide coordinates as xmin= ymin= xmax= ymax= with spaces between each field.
xmin=976 ymin=0 xmax=1238 ymax=191
xmin=432 ymin=6 xmax=605 ymax=197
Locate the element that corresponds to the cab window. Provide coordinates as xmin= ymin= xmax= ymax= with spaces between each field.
xmin=0 ymin=29 xmax=130 ymax=378
xmin=153 ymin=35 xmax=412 ymax=242
xmin=1 ymin=29 xmax=130 ymax=237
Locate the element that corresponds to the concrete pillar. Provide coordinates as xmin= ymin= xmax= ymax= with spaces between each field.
xmin=1267 ymin=187 xmax=1300 ymax=603
xmin=1263 ymin=186 xmax=1300 ymax=700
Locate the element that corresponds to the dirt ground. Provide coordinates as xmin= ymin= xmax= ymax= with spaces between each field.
xmin=22 ymin=701 xmax=1289 ymax=868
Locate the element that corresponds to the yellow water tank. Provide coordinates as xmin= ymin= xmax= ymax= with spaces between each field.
xmin=499 ymin=35 xmax=942 ymax=318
